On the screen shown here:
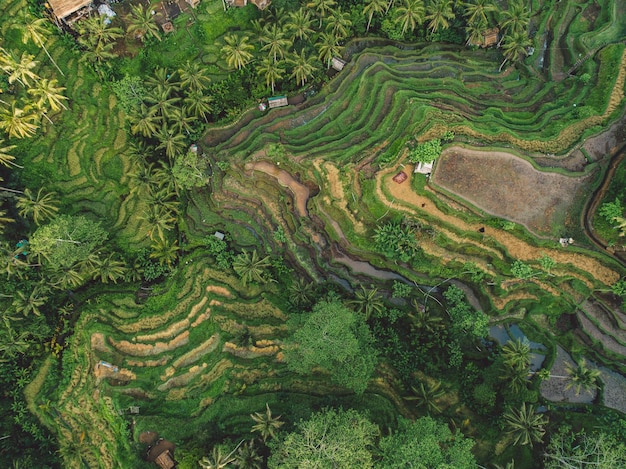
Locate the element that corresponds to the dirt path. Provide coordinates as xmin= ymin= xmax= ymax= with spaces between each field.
xmin=375 ymin=164 xmax=620 ymax=286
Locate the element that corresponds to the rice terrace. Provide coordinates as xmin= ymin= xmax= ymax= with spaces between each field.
xmin=2 ymin=0 xmax=626 ymax=467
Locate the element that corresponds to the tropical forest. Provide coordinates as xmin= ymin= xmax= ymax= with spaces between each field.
xmin=1 ymin=0 xmax=626 ymax=466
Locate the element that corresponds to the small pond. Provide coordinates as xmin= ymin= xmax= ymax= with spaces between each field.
xmin=489 ymin=323 xmax=547 ymax=371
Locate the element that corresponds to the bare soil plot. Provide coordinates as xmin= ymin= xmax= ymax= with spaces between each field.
xmin=432 ymin=146 xmax=594 ymax=234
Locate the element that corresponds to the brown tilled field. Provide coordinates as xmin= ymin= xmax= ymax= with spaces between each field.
xmin=432 ymin=146 xmax=595 ymax=234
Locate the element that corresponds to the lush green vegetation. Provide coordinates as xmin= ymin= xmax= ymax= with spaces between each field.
xmin=2 ymin=0 xmax=626 ymax=467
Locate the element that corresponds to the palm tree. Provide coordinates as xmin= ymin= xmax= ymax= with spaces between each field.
xmin=146 ymin=67 xmax=181 ymax=95
xmin=349 ymin=285 xmax=385 ymax=320
xmin=565 ymin=358 xmax=601 ymax=395
xmin=257 ymin=57 xmax=285 ymax=94
xmin=316 ymin=32 xmax=342 ymax=68
xmin=149 ymin=237 xmax=179 ymax=267
xmin=12 ymin=287 xmax=48 ymax=317
xmin=499 ymin=31 xmax=531 ymax=71
xmin=126 ymin=3 xmax=161 ymax=43
xmin=0 ymin=207 xmax=14 ymax=236
xmin=501 ymin=338 xmax=531 ymax=371
xmin=288 ymin=277 xmax=314 ymax=308
xmin=199 ymin=446 xmax=237 ymax=469
xmin=425 ymin=0 xmax=455 ymax=34
xmin=128 ymin=162 xmax=161 ymax=196
xmin=145 ymin=88 xmax=180 ymax=121
xmin=1 ymin=52 xmax=39 ymax=87
xmin=463 ymin=0 xmax=496 ymax=28
xmin=288 ymin=50 xmax=317 ymax=87
xmin=0 ymin=140 xmax=20 ymax=168
xmin=0 ymin=322 xmax=32 ymax=361
xmin=261 ymin=24 xmax=290 ymax=63
xmin=80 ymin=41 xmax=117 ymax=76
xmin=140 ymin=204 xmax=177 ymax=241
xmin=233 ymin=250 xmax=271 ymax=286
xmin=286 ymin=8 xmax=315 ymax=42
xmin=221 ymin=34 xmax=255 ymax=71
xmin=500 ymin=358 xmax=529 ymax=394
xmin=465 ymin=21 xmax=485 ymax=46
xmin=408 ymin=301 xmax=443 ymax=334
xmin=324 ymin=8 xmax=352 ymax=40
xmin=184 ymin=90 xmax=213 ymax=123
xmin=307 ymin=0 xmax=337 ymax=27
xmin=234 ymin=440 xmax=263 ymax=469
xmin=395 ymin=0 xmax=426 ymax=36
xmin=0 ymin=103 xmax=39 ymax=139
xmin=27 ymin=78 xmax=68 ymax=112
xmin=92 ymin=254 xmax=127 ymax=283
xmin=503 ymin=403 xmax=547 ymax=447
xmin=16 ymin=188 xmax=60 ymax=225
xmin=363 ymin=0 xmax=389 ymax=32
xmin=49 ymin=264 xmax=86 ymax=290
xmin=178 ymin=61 xmax=211 ymax=94
xmin=129 ymin=104 xmax=162 ymax=138
xmin=77 ymin=15 xmax=124 ymax=49
xmin=250 ymin=403 xmax=284 ymax=442
xmin=14 ymin=14 xmax=65 ymax=76
xmin=155 ymin=125 xmax=187 ymax=160
xmin=404 ymin=381 xmax=445 ymax=414
xmin=498 ymin=0 xmax=530 ymax=36
xmin=169 ymin=107 xmax=194 ymax=136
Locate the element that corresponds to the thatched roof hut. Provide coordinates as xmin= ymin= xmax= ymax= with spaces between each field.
xmin=268 ymin=96 xmax=288 ymax=109
xmin=48 ymin=0 xmax=92 ymax=22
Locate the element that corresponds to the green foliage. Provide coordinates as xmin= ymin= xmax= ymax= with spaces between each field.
xmin=408 ymin=138 xmax=442 ymax=164
xmin=599 ymin=198 xmax=624 ymax=221
xmin=273 ymin=226 xmax=287 ymax=243
xmin=544 ymin=427 xmax=626 ymax=468
xmin=172 ymin=150 xmax=209 ymax=190
xmin=378 ymin=416 xmax=476 ymax=468
xmin=472 ymin=383 xmax=496 ymax=414
xmin=110 ymin=75 xmax=147 ymax=113
xmin=374 ymin=221 xmax=421 ymax=262
xmin=29 ymin=214 xmax=107 ymax=269
xmin=268 ymin=408 xmax=378 ymax=469
xmin=510 ymin=260 xmax=535 ymax=279
xmin=203 ymin=235 xmax=233 ymax=270
xmin=285 ymin=299 xmax=378 ymax=394
xmin=392 ymin=280 xmax=413 ymax=298
xmin=611 ymin=279 xmax=626 ymax=297
xmin=443 ymin=285 xmax=488 ymax=339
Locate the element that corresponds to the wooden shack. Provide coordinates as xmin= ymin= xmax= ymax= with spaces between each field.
xmin=48 ymin=0 xmax=92 ymax=24
xmin=268 ymin=96 xmax=288 ymax=109
xmin=331 ymin=57 xmax=346 ymax=71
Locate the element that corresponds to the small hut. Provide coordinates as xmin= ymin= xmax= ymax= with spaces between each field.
xmin=392 ymin=171 xmax=408 ymax=184
xmin=471 ymin=27 xmax=499 ymax=48
xmin=155 ymin=450 xmax=176 ymax=469
xmin=413 ymin=161 xmax=434 ymax=174
xmin=268 ymin=96 xmax=288 ymax=109
xmin=47 ymin=0 xmax=93 ymax=24
xmin=331 ymin=57 xmax=346 ymax=71
xmin=147 ymin=439 xmax=177 ymax=469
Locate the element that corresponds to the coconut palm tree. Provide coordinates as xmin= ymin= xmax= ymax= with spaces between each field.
xmin=49 ymin=264 xmax=86 ymax=290
xmin=363 ymin=0 xmax=389 ymax=32
xmin=169 ymin=107 xmax=194 ymax=136
xmin=149 ymin=237 xmax=179 ymax=267
xmin=146 ymin=67 xmax=181 ymax=95
xmin=184 ymin=90 xmax=213 ymax=123
xmin=0 ymin=322 xmax=32 ymax=361
xmin=261 ymin=24 xmax=290 ymax=63
xmin=501 ymin=338 xmax=531 ymax=371
xmin=463 ymin=0 xmax=496 ymax=28
xmin=498 ymin=0 xmax=530 ymax=36
xmin=27 ymin=78 xmax=68 ymax=112
xmin=178 ymin=61 xmax=211 ymax=94
xmin=404 ymin=380 xmax=445 ymax=414
xmin=155 ymin=125 xmax=187 ymax=160
xmin=1 ymin=52 xmax=39 ymax=87
xmin=80 ymin=41 xmax=117 ymax=76
xmin=425 ymin=0 xmax=455 ymax=34
xmin=221 ymin=34 xmax=255 ymax=71
xmin=349 ymin=284 xmax=385 ymax=320
xmin=128 ymin=162 xmax=161 ymax=196
xmin=129 ymin=104 xmax=161 ymax=138
xmin=0 ymin=103 xmax=39 ymax=139
xmin=286 ymin=8 xmax=315 ymax=42
xmin=140 ymin=204 xmax=177 ymax=241
xmin=288 ymin=50 xmax=317 ymax=87
xmin=199 ymin=446 xmax=237 ymax=469
xmin=307 ymin=0 xmax=337 ymax=27
xmin=465 ymin=21 xmax=485 ymax=46
xmin=91 ymin=254 xmax=127 ymax=283
xmin=503 ymin=403 xmax=547 ymax=447
xmin=500 ymin=358 xmax=529 ymax=394
xmin=499 ymin=30 xmax=531 ymax=71
xmin=12 ymin=287 xmax=48 ymax=317
xmin=14 ymin=14 xmax=65 ymax=76
xmin=77 ymin=15 xmax=124 ymax=49
xmin=395 ymin=0 xmax=426 ymax=36
xmin=316 ymin=32 xmax=342 ymax=68
xmin=250 ymin=403 xmax=284 ymax=442
xmin=288 ymin=277 xmax=315 ymax=308
xmin=233 ymin=250 xmax=271 ymax=286
xmin=257 ymin=57 xmax=285 ymax=94
xmin=126 ymin=3 xmax=161 ymax=43
xmin=16 ymin=188 xmax=60 ymax=225
xmin=234 ymin=440 xmax=263 ymax=469
xmin=565 ymin=358 xmax=601 ymax=395
xmin=408 ymin=301 xmax=443 ymax=334
xmin=324 ymin=8 xmax=352 ymax=40
xmin=0 ymin=139 xmax=20 ymax=168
